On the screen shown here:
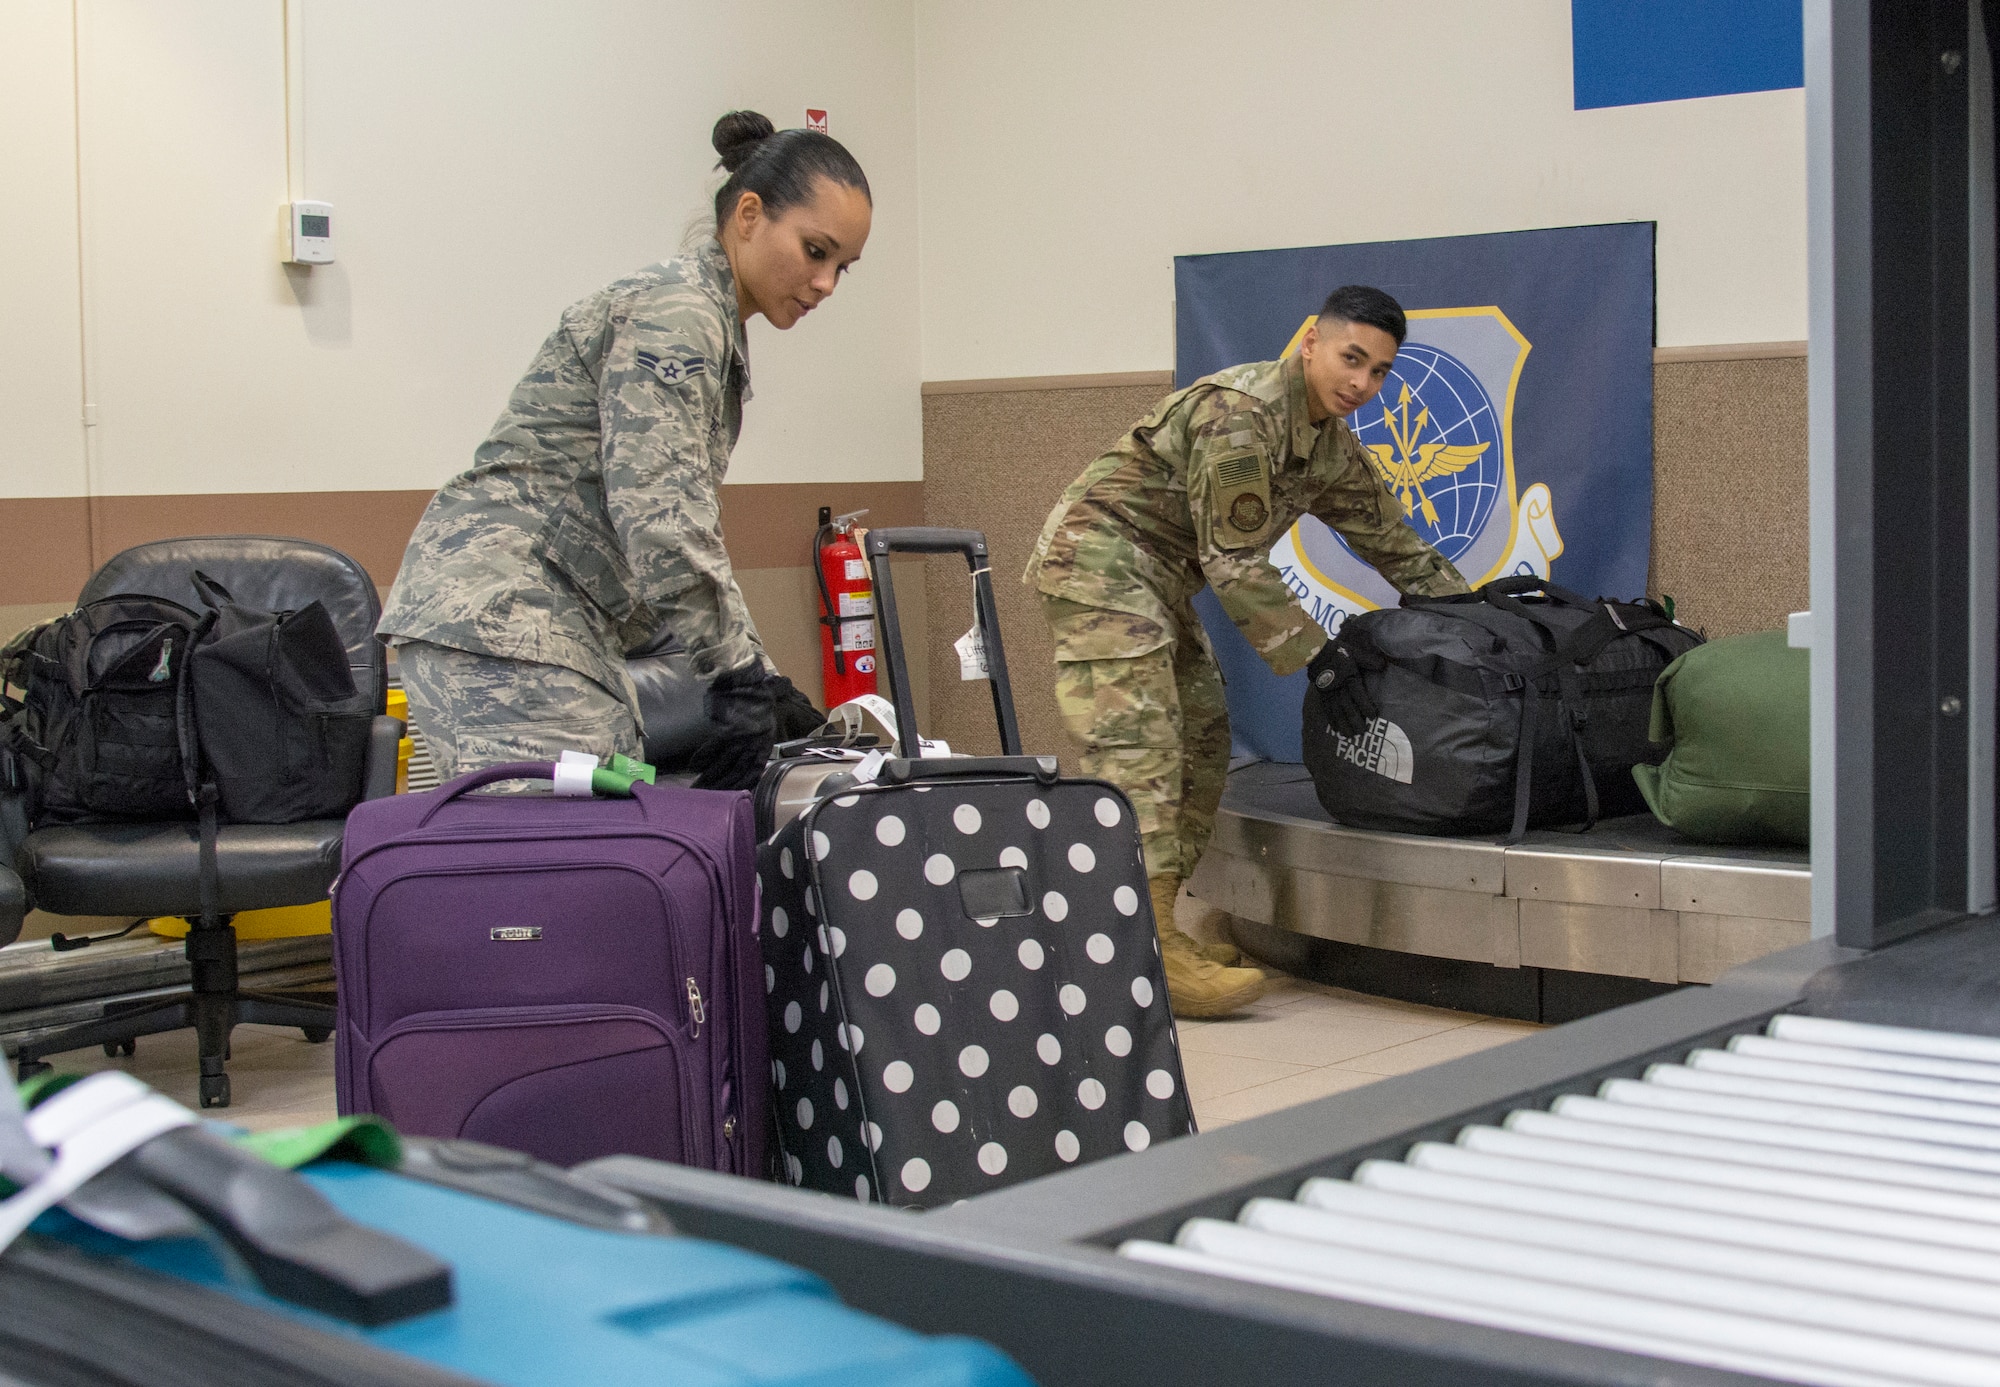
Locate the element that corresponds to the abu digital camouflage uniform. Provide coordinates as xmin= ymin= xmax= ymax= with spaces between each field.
xmin=379 ymin=238 xmax=771 ymax=775
xmin=1027 ymin=354 xmax=1468 ymax=880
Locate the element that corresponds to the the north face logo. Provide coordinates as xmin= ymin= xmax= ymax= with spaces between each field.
xmin=1331 ymin=717 xmax=1413 ymax=784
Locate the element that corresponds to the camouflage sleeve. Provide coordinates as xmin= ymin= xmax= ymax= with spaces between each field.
xmin=594 ymin=312 xmax=768 ymax=679
xmin=1184 ymin=397 xmax=1328 ymax=679
xmin=1311 ymin=428 xmax=1469 ymax=598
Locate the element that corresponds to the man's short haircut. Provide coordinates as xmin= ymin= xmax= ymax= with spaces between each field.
xmin=1318 ymin=285 xmax=1407 ymax=346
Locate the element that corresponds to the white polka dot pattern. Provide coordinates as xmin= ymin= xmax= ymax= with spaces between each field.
xmin=757 ymin=779 xmax=1194 ymax=1211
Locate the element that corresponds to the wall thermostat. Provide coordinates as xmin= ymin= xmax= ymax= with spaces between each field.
xmin=283 ymin=200 xmax=334 ymax=265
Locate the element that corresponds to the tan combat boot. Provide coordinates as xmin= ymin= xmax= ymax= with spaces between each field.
xmin=1177 ymin=887 xmax=1243 ymax=968
xmin=1149 ymin=876 xmax=1265 ymax=1018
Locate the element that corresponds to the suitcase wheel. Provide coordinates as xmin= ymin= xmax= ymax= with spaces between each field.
xmin=103 ymin=1039 xmax=136 ymax=1058
xmin=14 ymin=1058 xmax=49 ymax=1083
xmin=199 ymin=1073 xmax=231 ymax=1108
xmin=301 ymin=1027 xmax=332 ymax=1045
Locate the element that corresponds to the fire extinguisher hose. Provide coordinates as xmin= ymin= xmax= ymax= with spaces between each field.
xmin=813 ymin=522 xmax=846 ymax=676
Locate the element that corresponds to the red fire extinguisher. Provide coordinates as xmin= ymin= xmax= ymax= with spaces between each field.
xmin=815 ymin=506 xmax=878 ymax=708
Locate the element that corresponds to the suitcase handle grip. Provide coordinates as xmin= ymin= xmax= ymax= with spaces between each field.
xmin=861 ymin=528 xmax=1024 ymax=759
xmin=862 ymin=526 xmax=988 ymax=559
xmin=417 ymin=761 xmax=605 ymax=826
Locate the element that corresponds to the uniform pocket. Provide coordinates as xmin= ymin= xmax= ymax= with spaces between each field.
xmin=533 ymin=477 xmax=636 ymax=622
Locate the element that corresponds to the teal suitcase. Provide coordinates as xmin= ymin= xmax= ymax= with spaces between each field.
xmin=25 ymin=1139 xmax=1034 ymax=1387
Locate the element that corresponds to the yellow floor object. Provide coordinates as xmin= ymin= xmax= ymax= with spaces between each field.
xmin=149 ymin=900 xmax=331 ymax=939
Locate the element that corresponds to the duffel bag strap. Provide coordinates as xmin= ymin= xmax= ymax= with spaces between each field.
xmin=1482 ymin=575 xmax=1596 ymax=609
xmin=1505 ymin=679 xmax=1541 ymax=845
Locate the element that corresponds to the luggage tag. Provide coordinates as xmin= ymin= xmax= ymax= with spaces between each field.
xmin=955 ymin=625 xmax=990 ymax=682
xmin=553 ymin=750 xmax=650 ymax=798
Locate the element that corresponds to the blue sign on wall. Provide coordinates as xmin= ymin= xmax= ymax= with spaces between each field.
xmin=1572 ymin=0 xmax=1804 ymax=110
xmin=1176 ymin=222 xmax=1656 ymax=762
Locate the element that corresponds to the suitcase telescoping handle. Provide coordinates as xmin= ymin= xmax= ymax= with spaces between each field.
xmin=862 ymin=527 xmax=1023 ymax=758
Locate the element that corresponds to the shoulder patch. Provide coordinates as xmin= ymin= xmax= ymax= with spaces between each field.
xmin=637 ymin=349 xmax=708 ymax=389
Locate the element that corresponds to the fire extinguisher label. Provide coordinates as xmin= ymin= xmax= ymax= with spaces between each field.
xmin=838 ymin=590 xmax=874 ymax=617
xmin=840 ymin=620 xmax=877 ymax=652
xmin=844 ymin=559 xmax=867 ymax=581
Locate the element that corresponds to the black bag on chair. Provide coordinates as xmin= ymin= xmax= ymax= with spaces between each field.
xmin=186 ymin=571 xmax=374 ymax=825
xmin=0 ymin=598 xmax=204 ymax=825
xmin=1302 ymin=577 xmax=1702 ymax=841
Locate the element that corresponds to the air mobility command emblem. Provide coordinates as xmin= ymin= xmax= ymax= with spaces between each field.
xmin=1271 ymin=305 xmax=1564 ymax=634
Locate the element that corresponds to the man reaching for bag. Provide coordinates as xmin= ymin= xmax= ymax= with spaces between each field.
xmin=1025 ymin=286 xmax=1469 ymax=1017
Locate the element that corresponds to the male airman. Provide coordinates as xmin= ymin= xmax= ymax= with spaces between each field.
xmin=1026 ymin=286 xmax=1469 ymax=1016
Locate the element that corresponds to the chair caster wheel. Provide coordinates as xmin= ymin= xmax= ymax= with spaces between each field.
xmin=15 ymin=1059 xmax=50 ymax=1083
xmin=103 ymin=1039 xmax=136 ymax=1058
xmin=199 ymin=1074 xmax=231 ymax=1109
xmin=302 ymin=1027 xmax=332 ymax=1044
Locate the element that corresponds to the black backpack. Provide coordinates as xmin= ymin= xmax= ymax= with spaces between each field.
xmin=0 ymin=596 xmax=205 ymax=826
xmin=1302 ymin=577 xmax=1703 ymax=841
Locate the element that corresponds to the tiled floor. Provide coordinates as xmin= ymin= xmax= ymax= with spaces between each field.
xmin=1178 ymin=975 xmax=1540 ymax=1128
xmin=42 ymin=971 xmax=1538 ymax=1137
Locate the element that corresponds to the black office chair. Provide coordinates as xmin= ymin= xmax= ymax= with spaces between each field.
xmin=12 ymin=537 xmax=402 ymax=1107
xmin=0 ymin=866 xmax=23 ymax=953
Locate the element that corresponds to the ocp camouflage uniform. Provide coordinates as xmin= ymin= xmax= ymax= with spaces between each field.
xmin=379 ymin=238 xmax=772 ymax=776
xmin=1027 ymin=354 xmax=1468 ymax=884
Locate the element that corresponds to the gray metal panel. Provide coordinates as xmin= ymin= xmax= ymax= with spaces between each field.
xmin=1208 ymin=804 xmax=1505 ymax=894
xmin=1517 ymin=901 xmax=1680 ymax=984
xmin=1677 ymin=913 xmax=1814 ymax=985
xmin=1504 ymin=845 xmax=1662 ymax=909
xmin=1661 ymin=857 xmax=1812 ymax=921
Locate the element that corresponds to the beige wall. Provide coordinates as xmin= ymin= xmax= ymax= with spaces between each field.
xmin=922 ymin=361 xmax=1809 ymax=765
xmin=5 ymin=0 xmax=921 ymax=506
xmin=914 ymin=0 xmax=1806 ymax=381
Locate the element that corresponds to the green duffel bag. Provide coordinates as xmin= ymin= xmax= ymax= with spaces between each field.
xmin=1632 ymin=628 xmax=1809 ymax=846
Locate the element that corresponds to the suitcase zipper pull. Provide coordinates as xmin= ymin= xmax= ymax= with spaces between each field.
xmin=686 ymin=978 xmax=705 ymax=1038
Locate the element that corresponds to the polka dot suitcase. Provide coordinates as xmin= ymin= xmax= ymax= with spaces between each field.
xmin=758 ymin=528 xmax=1194 ymax=1209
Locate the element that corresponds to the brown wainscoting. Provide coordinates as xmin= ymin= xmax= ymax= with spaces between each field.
xmin=0 ymin=480 xmax=926 ymax=606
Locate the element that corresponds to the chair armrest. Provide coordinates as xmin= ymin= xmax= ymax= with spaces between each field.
xmin=0 ymin=866 xmax=23 ymax=949
xmin=361 ymin=716 xmax=405 ymax=802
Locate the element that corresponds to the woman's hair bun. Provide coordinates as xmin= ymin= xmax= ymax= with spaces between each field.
xmin=712 ymin=110 xmax=776 ymax=172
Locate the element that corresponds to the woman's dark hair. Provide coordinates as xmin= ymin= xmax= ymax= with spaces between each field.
xmin=711 ymin=110 xmax=871 ymax=228
xmin=1318 ymin=284 xmax=1407 ymax=345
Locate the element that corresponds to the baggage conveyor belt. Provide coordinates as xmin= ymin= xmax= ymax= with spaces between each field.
xmin=1186 ymin=762 xmax=1811 ymax=1022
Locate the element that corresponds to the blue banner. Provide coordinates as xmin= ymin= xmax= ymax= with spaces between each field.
xmin=1177 ymin=222 xmax=1655 ymax=761
xmin=1571 ymin=0 xmax=1803 ymax=110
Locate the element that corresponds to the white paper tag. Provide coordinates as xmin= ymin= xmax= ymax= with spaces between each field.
xmin=917 ymin=737 xmax=953 ymax=759
xmin=955 ymin=625 xmax=989 ymax=682
xmin=853 ymin=749 xmax=886 ymax=783
xmin=551 ymin=760 xmax=596 ymax=797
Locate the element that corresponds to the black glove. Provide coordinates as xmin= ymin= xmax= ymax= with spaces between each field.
xmin=1311 ymin=636 xmax=1386 ymax=737
xmin=689 ymin=663 xmax=779 ymax=791
xmin=767 ymin=674 xmax=826 ymax=742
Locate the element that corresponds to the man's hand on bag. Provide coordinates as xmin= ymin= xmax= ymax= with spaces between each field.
xmin=1312 ymin=637 xmax=1386 ymax=737
xmin=690 ymin=663 xmax=780 ymax=791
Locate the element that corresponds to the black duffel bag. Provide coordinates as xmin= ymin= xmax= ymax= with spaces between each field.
xmin=1302 ymin=577 xmax=1702 ymax=841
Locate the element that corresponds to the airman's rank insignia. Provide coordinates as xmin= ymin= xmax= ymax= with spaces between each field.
xmin=1229 ymin=493 xmax=1269 ymax=532
xmin=636 ymin=350 xmax=707 ymax=389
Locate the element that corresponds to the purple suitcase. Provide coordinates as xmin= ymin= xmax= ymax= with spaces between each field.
xmin=332 ymin=762 xmax=766 ymax=1176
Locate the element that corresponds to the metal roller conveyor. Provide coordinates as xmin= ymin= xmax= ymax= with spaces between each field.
xmin=1120 ymin=1017 xmax=2000 ymax=1387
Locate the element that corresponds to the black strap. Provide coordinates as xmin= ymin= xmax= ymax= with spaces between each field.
xmin=1506 ymin=683 xmax=1541 ymax=845
xmin=196 ymin=782 xmax=221 ymax=929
